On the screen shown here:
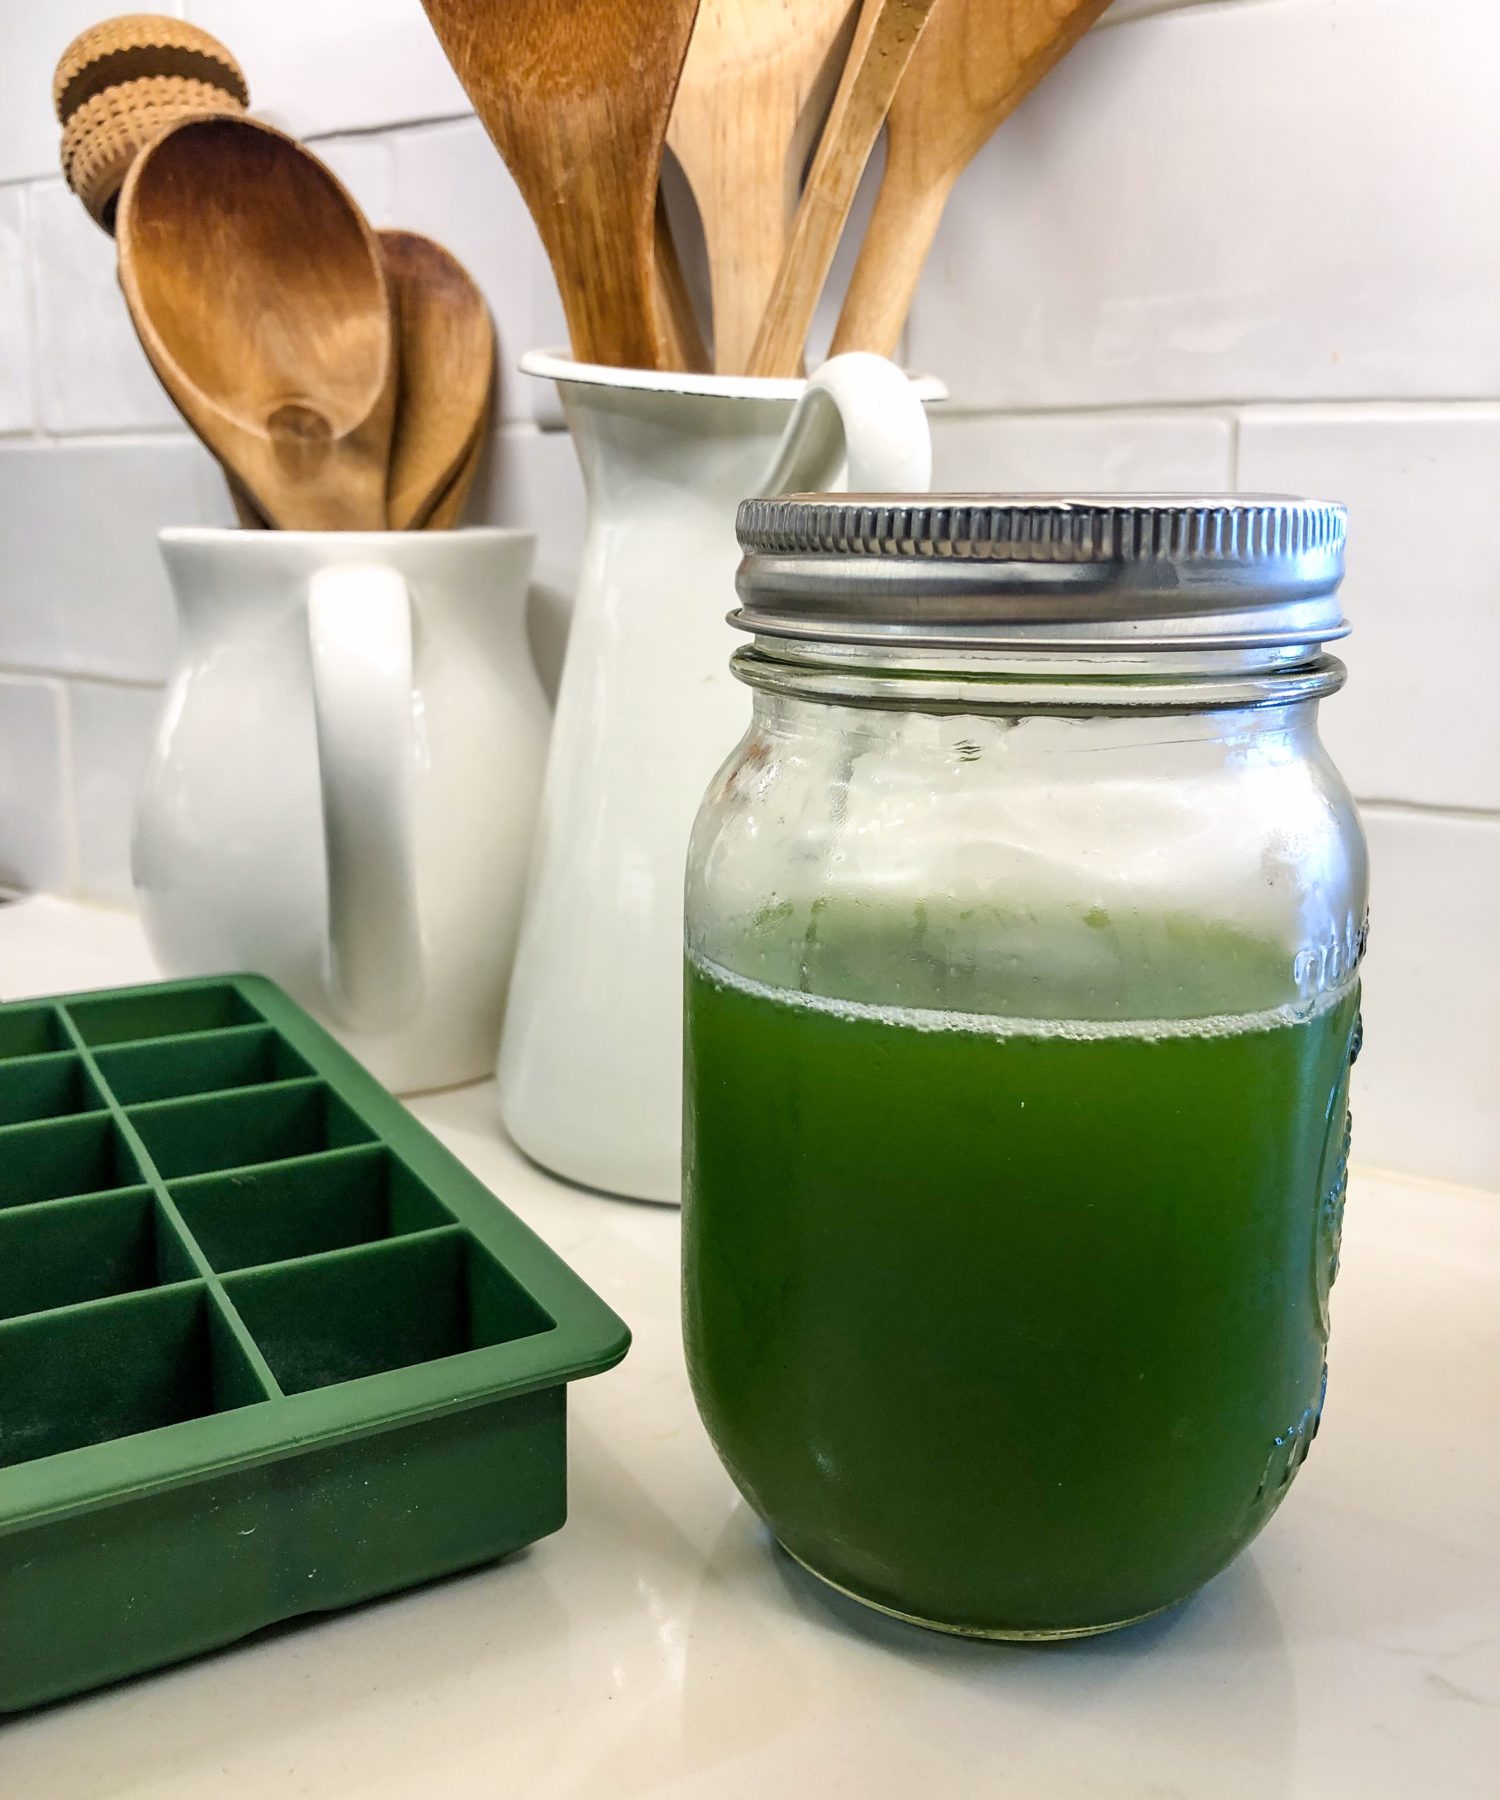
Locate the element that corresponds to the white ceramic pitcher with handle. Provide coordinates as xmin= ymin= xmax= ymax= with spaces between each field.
xmin=499 ymin=352 xmax=942 ymax=1202
xmin=135 ymin=528 xmax=549 ymax=1093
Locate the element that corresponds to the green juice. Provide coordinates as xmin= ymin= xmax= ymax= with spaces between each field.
xmin=683 ymin=947 xmax=1359 ymax=1636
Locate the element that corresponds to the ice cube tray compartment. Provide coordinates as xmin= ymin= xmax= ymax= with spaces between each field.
xmin=66 ymin=984 xmax=263 ymax=1047
xmin=0 ymin=975 xmax=629 ymax=1712
xmin=225 ymin=1229 xmax=554 ymax=1396
xmin=0 ymin=1111 xmax=146 ymax=1210
xmin=0 ymin=1052 xmax=107 ymax=1126
xmin=169 ymin=1144 xmax=449 ymax=1274
xmin=0 ymin=1283 xmax=270 ymax=1470
xmin=126 ymin=1078 xmax=375 ymax=1181
xmin=93 ymin=1024 xmax=313 ymax=1105
xmin=0 ymin=1187 xmax=196 ymax=1321
xmin=0 ymin=1004 xmax=70 ymax=1060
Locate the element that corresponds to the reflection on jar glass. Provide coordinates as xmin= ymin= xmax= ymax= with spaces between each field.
xmin=683 ymin=495 xmax=1367 ymax=1639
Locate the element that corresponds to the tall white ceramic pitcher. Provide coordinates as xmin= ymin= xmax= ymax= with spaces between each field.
xmin=135 ymin=528 xmax=549 ymax=1093
xmin=499 ymin=352 xmax=941 ymax=1202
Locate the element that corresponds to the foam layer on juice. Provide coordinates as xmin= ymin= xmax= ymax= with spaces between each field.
xmin=688 ymin=949 xmax=1359 ymax=1044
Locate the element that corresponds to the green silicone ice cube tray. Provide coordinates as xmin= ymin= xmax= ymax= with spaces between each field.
xmin=0 ymin=975 xmax=630 ymax=1713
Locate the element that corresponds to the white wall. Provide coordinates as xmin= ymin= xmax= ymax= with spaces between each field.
xmin=0 ymin=0 xmax=1496 ymax=1188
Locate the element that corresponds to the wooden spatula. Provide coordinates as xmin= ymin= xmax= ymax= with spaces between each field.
xmin=380 ymin=230 xmax=495 ymax=530
xmin=117 ymin=114 xmax=395 ymax=529
xmin=668 ymin=0 xmax=858 ymax=375
xmin=832 ymin=0 xmax=1111 ymax=357
xmin=747 ymin=0 xmax=940 ymax=377
xmin=419 ymin=0 xmax=702 ymax=371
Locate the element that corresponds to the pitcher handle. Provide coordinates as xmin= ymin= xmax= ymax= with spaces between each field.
xmin=760 ymin=351 xmax=932 ymax=497
xmin=306 ymin=565 xmax=424 ymax=1030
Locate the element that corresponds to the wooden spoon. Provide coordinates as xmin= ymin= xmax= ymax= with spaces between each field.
xmin=423 ymin=416 xmax=488 ymax=531
xmin=379 ymin=230 xmax=495 ymax=530
xmin=227 ymin=475 xmax=268 ymax=529
xmin=117 ymin=114 xmax=395 ymax=529
xmin=832 ymin=0 xmax=1111 ymax=357
xmin=667 ymin=0 xmax=859 ymax=375
xmin=419 ymin=0 xmax=702 ymax=371
xmin=747 ymin=0 xmax=940 ymax=377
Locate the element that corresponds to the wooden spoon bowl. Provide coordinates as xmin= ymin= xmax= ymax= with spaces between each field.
xmin=380 ymin=230 xmax=495 ymax=530
xmin=117 ymin=114 xmax=395 ymax=529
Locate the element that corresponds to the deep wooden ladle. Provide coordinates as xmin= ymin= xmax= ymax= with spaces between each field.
xmin=116 ymin=114 xmax=396 ymax=529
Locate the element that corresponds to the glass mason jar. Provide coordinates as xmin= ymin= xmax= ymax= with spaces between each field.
xmin=683 ymin=495 xmax=1367 ymax=1639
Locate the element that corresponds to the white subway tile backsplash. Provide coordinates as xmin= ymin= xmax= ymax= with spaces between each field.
xmin=313 ymin=135 xmax=396 ymax=230
xmin=932 ymin=409 xmax=1232 ymax=492
xmin=1354 ymin=806 xmax=1500 ymax=1193
xmin=30 ymin=180 xmax=178 ymax=435
xmin=472 ymin=425 xmax=584 ymax=585
xmin=0 ymin=438 xmax=234 ymax=683
xmin=0 ymin=0 xmax=1494 ymax=1195
xmin=185 ymin=0 xmax=471 ymax=141
xmin=809 ymin=138 xmax=889 ymax=371
xmin=1239 ymin=406 xmax=1500 ymax=813
xmin=0 ymin=187 xmax=31 ymax=433
xmin=0 ymin=0 xmax=117 ymax=183
xmin=0 ymin=676 xmax=72 ymax=893
xmin=910 ymin=0 xmax=1500 ymax=410
xmin=65 ymin=679 xmax=162 ymax=905
xmin=469 ymin=424 xmax=586 ymax=701
xmin=388 ymin=118 xmax=564 ymax=424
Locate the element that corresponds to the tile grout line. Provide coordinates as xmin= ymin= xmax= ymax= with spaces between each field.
xmin=933 ymin=397 xmax=1500 ymax=422
xmin=1095 ymin=0 xmax=1299 ymax=28
xmin=0 ymin=664 xmax=165 ymax=694
xmin=51 ymin=678 xmax=82 ymax=900
xmin=19 ymin=183 xmax=42 ymax=442
xmin=1356 ymin=797 xmax=1500 ymax=825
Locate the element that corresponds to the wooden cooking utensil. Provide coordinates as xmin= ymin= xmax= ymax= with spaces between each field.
xmin=832 ymin=0 xmax=1111 ymax=356
xmin=116 ymin=114 xmax=396 ymax=530
xmin=379 ymin=230 xmax=495 ymax=530
xmin=419 ymin=0 xmax=702 ymax=371
xmin=667 ymin=0 xmax=859 ymax=375
xmin=654 ymin=195 xmax=711 ymax=375
xmin=227 ymin=475 xmax=268 ymax=530
xmin=747 ymin=0 xmax=940 ymax=377
xmin=423 ymin=417 xmax=488 ymax=531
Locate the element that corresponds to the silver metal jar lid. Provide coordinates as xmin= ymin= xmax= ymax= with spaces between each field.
xmin=732 ymin=494 xmax=1348 ymax=652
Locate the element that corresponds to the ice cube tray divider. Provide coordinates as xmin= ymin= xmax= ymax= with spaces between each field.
xmin=0 ymin=975 xmax=630 ymax=1712
xmin=13 ymin=1002 xmax=290 ymax=1404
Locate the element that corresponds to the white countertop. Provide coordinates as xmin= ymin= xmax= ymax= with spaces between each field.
xmin=1 ymin=897 xmax=1496 ymax=1799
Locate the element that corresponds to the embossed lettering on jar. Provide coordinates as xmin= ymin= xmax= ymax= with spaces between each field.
xmin=682 ymin=495 xmax=1368 ymax=1638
